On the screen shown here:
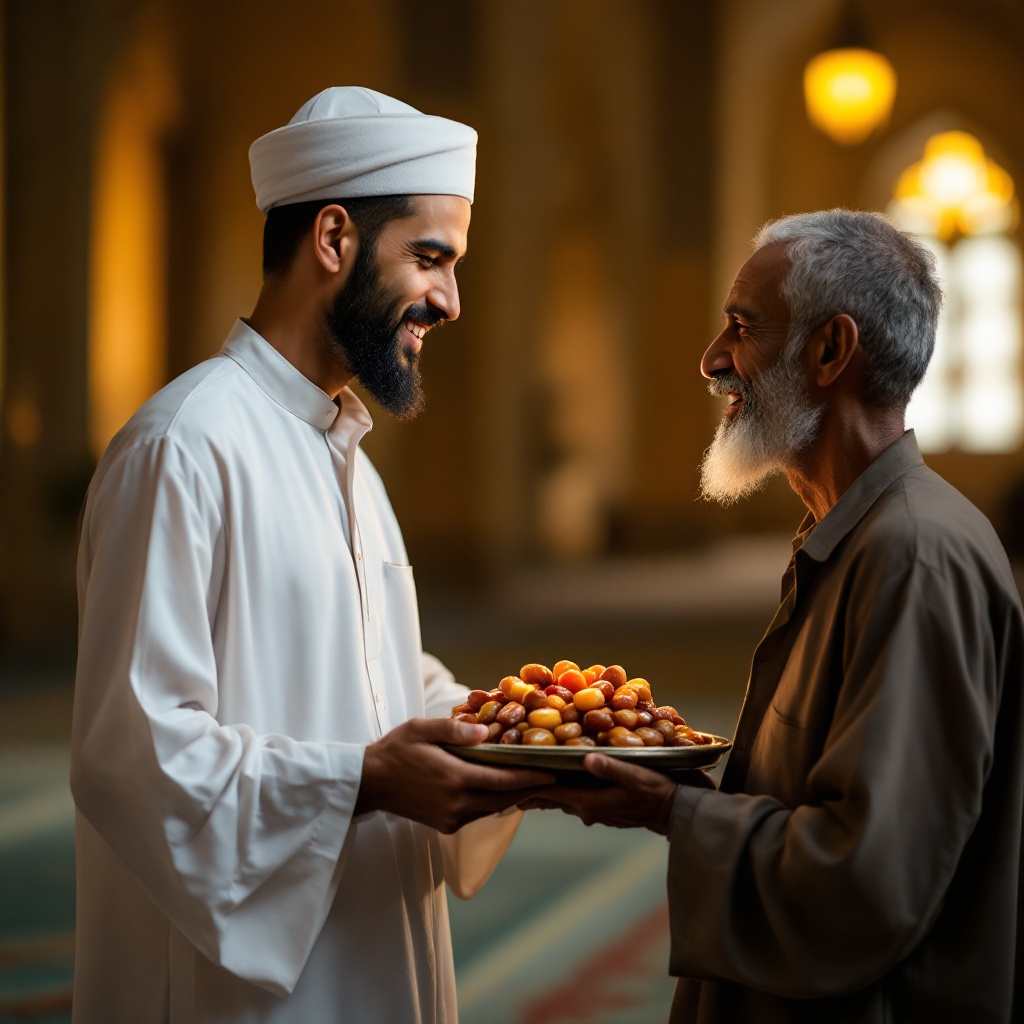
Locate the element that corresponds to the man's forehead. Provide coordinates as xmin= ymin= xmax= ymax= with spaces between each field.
xmin=726 ymin=241 xmax=791 ymax=313
xmin=740 ymin=241 xmax=791 ymax=283
xmin=398 ymin=194 xmax=470 ymax=251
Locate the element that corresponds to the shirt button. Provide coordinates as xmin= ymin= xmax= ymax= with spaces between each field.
xmin=374 ymin=693 xmax=381 ymax=703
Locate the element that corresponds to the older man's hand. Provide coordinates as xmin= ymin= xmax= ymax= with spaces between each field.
xmin=518 ymin=754 xmax=716 ymax=835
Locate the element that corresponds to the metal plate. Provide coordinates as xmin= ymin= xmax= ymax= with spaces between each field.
xmin=442 ymin=735 xmax=731 ymax=774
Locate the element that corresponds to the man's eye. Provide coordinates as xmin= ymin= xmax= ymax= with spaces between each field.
xmin=416 ymin=253 xmax=439 ymax=267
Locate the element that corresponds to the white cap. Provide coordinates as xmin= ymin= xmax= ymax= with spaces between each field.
xmin=249 ymin=86 xmax=477 ymax=212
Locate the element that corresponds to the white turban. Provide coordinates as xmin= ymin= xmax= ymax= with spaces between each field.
xmin=249 ymin=86 xmax=477 ymax=213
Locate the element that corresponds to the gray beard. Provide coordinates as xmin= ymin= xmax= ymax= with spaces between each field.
xmin=699 ymin=353 xmax=824 ymax=505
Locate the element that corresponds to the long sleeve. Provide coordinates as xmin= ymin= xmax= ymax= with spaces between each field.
xmin=666 ymin=549 xmax=1001 ymax=999
xmin=70 ymin=436 xmax=363 ymax=997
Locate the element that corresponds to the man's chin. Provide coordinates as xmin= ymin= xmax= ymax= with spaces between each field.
xmin=390 ymin=397 xmax=425 ymax=422
xmin=362 ymin=374 xmax=425 ymax=421
xmin=699 ymin=466 xmax=779 ymax=505
xmin=698 ymin=427 xmax=781 ymax=505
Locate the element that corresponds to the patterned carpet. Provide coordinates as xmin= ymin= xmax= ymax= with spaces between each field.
xmin=451 ymin=817 xmax=679 ymax=1024
xmin=0 ymin=745 xmax=75 ymax=1023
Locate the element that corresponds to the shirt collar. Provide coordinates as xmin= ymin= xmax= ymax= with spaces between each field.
xmin=798 ymin=430 xmax=925 ymax=563
xmin=330 ymin=386 xmax=374 ymax=448
xmin=220 ymin=319 xmax=344 ymax=431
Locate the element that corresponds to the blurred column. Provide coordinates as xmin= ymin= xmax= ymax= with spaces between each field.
xmin=472 ymin=0 xmax=560 ymax=574
xmin=0 ymin=1 xmax=134 ymax=657
xmin=88 ymin=13 xmax=177 ymax=461
xmin=531 ymin=0 xmax=659 ymax=560
xmin=629 ymin=0 xmax=720 ymax=546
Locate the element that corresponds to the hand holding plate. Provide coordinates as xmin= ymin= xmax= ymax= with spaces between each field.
xmin=355 ymin=717 xmax=555 ymax=833
xmin=519 ymin=752 xmax=688 ymax=835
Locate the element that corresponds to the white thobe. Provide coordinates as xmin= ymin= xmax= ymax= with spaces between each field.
xmin=70 ymin=320 xmax=518 ymax=1023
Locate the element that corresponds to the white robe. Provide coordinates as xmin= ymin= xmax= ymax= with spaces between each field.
xmin=70 ymin=320 xmax=518 ymax=1023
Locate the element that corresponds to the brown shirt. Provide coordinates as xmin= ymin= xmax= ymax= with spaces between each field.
xmin=667 ymin=432 xmax=1024 ymax=1023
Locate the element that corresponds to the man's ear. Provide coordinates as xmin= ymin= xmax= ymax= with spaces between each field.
xmin=310 ymin=204 xmax=360 ymax=279
xmin=808 ymin=313 xmax=859 ymax=388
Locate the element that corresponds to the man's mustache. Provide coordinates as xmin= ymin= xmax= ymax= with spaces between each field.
xmin=401 ymin=305 xmax=447 ymax=329
xmin=707 ymin=370 xmax=747 ymax=398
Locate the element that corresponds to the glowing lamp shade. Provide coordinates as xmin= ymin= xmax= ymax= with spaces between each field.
xmin=892 ymin=131 xmax=1019 ymax=241
xmin=804 ymin=48 xmax=897 ymax=145
xmin=917 ymin=132 xmax=986 ymax=208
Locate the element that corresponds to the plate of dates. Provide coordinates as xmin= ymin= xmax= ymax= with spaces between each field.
xmin=443 ymin=659 xmax=731 ymax=777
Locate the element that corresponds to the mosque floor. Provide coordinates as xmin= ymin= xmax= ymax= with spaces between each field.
xmin=0 ymin=536 xmax=793 ymax=1023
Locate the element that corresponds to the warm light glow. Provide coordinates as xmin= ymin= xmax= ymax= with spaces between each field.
xmin=917 ymin=132 xmax=985 ymax=207
xmin=961 ymin=162 xmax=1017 ymax=236
xmin=892 ymin=131 xmax=1018 ymax=242
xmin=6 ymin=394 xmax=42 ymax=449
xmin=804 ymin=48 xmax=896 ymax=145
xmin=895 ymin=212 xmax=1023 ymax=454
xmin=88 ymin=30 xmax=176 ymax=459
xmin=89 ymin=92 xmax=165 ymax=458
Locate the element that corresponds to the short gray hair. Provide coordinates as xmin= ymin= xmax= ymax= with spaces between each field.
xmin=753 ymin=209 xmax=943 ymax=407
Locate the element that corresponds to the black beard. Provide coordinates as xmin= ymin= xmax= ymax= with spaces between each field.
xmin=325 ymin=249 xmax=427 ymax=420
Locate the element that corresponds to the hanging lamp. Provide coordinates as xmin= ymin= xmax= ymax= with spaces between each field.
xmin=804 ymin=2 xmax=896 ymax=145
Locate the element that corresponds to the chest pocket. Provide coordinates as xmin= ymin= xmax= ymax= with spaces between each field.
xmin=747 ymin=614 xmax=841 ymax=805
xmin=381 ymin=562 xmax=421 ymax=648
xmin=748 ymin=707 xmax=820 ymax=807
xmin=770 ymin=603 xmax=844 ymax=729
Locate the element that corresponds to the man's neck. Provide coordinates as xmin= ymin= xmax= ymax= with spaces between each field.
xmin=786 ymin=407 xmax=906 ymax=522
xmin=247 ymin=281 xmax=352 ymax=399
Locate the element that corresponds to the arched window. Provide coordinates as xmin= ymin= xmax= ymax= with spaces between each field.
xmin=888 ymin=131 xmax=1022 ymax=453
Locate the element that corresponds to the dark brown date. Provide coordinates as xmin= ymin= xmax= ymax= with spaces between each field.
xmin=523 ymin=689 xmax=550 ymax=712
xmin=583 ymin=708 xmax=615 ymax=733
xmin=613 ymin=708 xmax=639 ymax=729
xmin=610 ymin=686 xmax=637 ymax=711
xmin=544 ymin=684 xmax=574 ymax=703
xmin=635 ymin=726 xmax=665 ymax=746
xmin=600 ymin=665 xmax=628 ymax=688
xmin=466 ymin=690 xmax=492 ymax=711
xmin=496 ymin=701 xmax=526 ymax=727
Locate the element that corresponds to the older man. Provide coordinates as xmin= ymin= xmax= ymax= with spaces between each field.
xmin=70 ymin=87 xmax=551 ymax=1023
xmin=526 ymin=210 xmax=1024 ymax=1023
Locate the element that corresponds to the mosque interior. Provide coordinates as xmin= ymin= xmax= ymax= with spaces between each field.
xmin=2 ymin=0 xmax=1023 ymax=1019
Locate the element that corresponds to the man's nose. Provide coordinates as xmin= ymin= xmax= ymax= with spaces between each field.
xmin=428 ymin=272 xmax=460 ymax=323
xmin=700 ymin=331 xmax=732 ymax=380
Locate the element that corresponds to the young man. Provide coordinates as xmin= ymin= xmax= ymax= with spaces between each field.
xmin=524 ymin=210 xmax=1024 ymax=1023
xmin=70 ymin=87 xmax=551 ymax=1023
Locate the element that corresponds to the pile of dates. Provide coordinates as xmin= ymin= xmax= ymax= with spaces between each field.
xmin=451 ymin=660 xmax=715 ymax=748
